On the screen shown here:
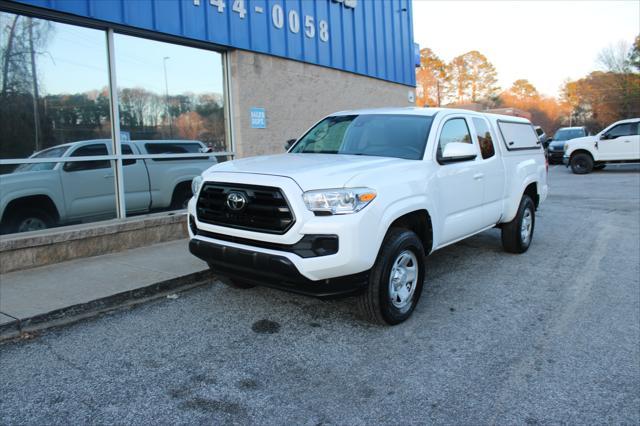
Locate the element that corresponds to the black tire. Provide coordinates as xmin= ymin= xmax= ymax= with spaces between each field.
xmin=2 ymin=208 xmax=54 ymax=234
xmin=501 ymin=195 xmax=535 ymax=254
xmin=170 ymin=184 xmax=193 ymax=210
xmin=570 ymin=153 xmax=593 ymax=174
xmin=593 ymin=164 xmax=606 ymax=171
xmin=357 ymin=228 xmax=425 ymax=325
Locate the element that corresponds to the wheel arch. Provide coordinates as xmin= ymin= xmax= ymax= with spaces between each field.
xmin=1 ymin=195 xmax=60 ymax=225
xmin=569 ymin=149 xmax=594 ymax=162
xmin=384 ymin=209 xmax=433 ymax=255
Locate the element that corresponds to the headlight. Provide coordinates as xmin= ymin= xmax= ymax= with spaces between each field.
xmin=302 ymin=188 xmax=376 ymax=215
xmin=191 ymin=175 xmax=203 ymax=196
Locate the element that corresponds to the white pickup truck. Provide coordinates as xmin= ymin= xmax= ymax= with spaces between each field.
xmin=563 ymin=118 xmax=640 ymax=174
xmin=188 ymin=108 xmax=548 ymax=324
xmin=0 ymin=139 xmax=216 ymax=234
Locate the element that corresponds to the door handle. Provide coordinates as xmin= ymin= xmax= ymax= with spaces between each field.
xmin=623 ymin=140 xmax=631 ymax=143
xmin=103 ymin=174 xmax=114 ymax=179
xmin=473 ymin=173 xmax=484 ymax=180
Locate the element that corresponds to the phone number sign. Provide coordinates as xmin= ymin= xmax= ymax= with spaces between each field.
xmin=193 ymin=0 xmax=357 ymax=43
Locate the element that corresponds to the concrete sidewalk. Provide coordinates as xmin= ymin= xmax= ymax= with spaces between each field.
xmin=0 ymin=239 xmax=213 ymax=340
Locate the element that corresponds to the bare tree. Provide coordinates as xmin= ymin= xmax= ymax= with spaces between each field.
xmin=597 ymin=41 xmax=631 ymax=73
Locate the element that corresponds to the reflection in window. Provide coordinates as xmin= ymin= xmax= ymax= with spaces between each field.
xmin=438 ymin=118 xmax=472 ymax=158
xmin=0 ymin=12 xmax=112 ymax=161
xmin=114 ymin=34 xmax=227 ymax=152
xmin=472 ymin=117 xmax=495 ymax=159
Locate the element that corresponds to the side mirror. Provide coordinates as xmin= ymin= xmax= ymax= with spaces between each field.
xmin=440 ymin=142 xmax=477 ymax=163
xmin=546 ymin=137 xmax=553 ymax=143
xmin=599 ymin=133 xmax=608 ymax=140
xmin=285 ymin=139 xmax=296 ymax=150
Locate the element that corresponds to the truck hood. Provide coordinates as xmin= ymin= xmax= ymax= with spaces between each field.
xmin=205 ymin=153 xmax=411 ymax=190
xmin=565 ymin=135 xmax=596 ymax=148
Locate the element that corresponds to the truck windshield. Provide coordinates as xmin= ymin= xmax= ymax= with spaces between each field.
xmin=290 ymin=114 xmax=434 ymax=160
xmin=553 ymin=128 xmax=584 ymax=141
xmin=12 ymin=146 xmax=69 ymax=173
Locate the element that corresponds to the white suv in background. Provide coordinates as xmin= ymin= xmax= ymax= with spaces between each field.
xmin=564 ymin=118 xmax=640 ymax=174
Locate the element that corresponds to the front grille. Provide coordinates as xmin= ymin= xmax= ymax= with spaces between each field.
xmin=196 ymin=182 xmax=295 ymax=234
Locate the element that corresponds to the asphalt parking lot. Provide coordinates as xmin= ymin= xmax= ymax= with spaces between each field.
xmin=1 ymin=164 xmax=639 ymax=425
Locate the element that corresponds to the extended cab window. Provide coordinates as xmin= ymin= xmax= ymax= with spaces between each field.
xmin=64 ymin=144 xmax=109 ymax=172
xmin=604 ymin=123 xmax=638 ymax=139
xmin=437 ymin=118 xmax=473 ymax=160
xmin=122 ymin=144 xmax=136 ymax=166
xmin=291 ymin=114 xmax=434 ymax=160
xmin=472 ymin=118 xmax=495 ymax=159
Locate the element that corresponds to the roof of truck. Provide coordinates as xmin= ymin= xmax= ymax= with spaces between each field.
xmin=330 ymin=107 xmax=532 ymax=123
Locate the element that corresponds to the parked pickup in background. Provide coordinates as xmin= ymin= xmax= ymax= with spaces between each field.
xmin=188 ymin=107 xmax=548 ymax=325
xmin=546 ymin=126 xmax=589 ymax=164
xmin=564 ymin=118 xmax=640 ymax=174
xmin=0 ymin=139 xmax=216 ymax=234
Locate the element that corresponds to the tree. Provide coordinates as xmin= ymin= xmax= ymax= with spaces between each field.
xmin=445 ymin=50 xmax=498 ymax=104
xmin=561 ymin=71 xmax=640 ymax=130
xmin=597 ymin=41 xmax=632 ymax=73
xmin=506 ymin=79 xmax=539 ymax=102
xmin=629 ymin=35 xmax=640 ymax=72
xmin=415 ymin=48 xmax=447 ymax=107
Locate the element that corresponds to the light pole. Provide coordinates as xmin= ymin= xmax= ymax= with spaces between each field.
xmin=163 ymin=56 xmax=173 ymax=137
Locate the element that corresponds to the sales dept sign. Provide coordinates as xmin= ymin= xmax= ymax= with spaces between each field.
xmin=250 ymin=108 xmax=266 ymax=129
xmin=193 ymin=0 xmax=357 ymax=42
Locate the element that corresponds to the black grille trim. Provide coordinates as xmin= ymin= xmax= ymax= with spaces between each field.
xmin=196 ymin=182 xmax=295 ymax=234
xmin=196 ymin=230 xmax=338 ymax=258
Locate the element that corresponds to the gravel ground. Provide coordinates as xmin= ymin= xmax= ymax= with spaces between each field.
xmin=1 ymin=164 xmax=639 ymax=425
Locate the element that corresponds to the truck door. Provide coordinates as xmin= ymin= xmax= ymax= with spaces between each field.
xmin=470 ymin=117 xmax=505 ymax=225
xmin=598 ymin=122 xmax=640 ymax=160
xmin=434 ymin=116 xmax=488 ymax=244
xmin=60 ymin=142 xmax=117 ymax=221
xmin=121 ymin=144 xmax=151 ymax=213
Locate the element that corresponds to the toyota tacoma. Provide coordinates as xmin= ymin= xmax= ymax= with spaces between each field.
xmin=188 ymin=108 xmax=548 ymax=324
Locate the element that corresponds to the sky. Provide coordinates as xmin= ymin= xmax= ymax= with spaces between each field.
xmin=412 ymin=0 xmax=640 ymax=97
xmin=34 ymin=19 xmax=224 ymax=97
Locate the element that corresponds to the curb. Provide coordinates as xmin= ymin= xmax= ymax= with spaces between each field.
xmin=0 ymin=269 xmax=216 ymax=343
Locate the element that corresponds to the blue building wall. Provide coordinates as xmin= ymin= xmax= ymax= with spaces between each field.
xmin=11 ymin=0 xmax=416 ymax=86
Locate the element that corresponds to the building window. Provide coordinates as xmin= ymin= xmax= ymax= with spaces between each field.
xmin=0 ymin=12 xmax=231 ymax=236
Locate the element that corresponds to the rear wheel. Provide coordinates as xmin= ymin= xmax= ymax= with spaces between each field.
xmin=358 ymin=228 xmax=425 ymax=325
xmin=501 ymin=195 xmax=535 ymax=254
xmin=570 ymin=153 xmax=593 ymax=174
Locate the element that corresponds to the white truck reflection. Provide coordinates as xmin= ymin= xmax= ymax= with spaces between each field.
xmin=0 ymin=139 xmax=217 ymax=234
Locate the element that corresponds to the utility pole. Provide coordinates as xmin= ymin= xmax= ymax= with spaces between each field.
xmin=28 ymin=18 xmax=41 ymax=152
xmin=163 ymin=56 xmax=173 ymax=138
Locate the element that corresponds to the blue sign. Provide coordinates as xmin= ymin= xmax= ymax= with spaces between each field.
xmin=250 ymin=108 xmax=266 ymax=129
xmin=13 ymin=0 xmax=416 ymax=87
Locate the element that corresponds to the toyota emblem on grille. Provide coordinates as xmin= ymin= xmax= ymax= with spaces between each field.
xmin=226 ymin=192 xmax=247 ymax=211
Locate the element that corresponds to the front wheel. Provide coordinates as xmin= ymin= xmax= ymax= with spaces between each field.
xmin=358 ymin=228 xmax=425 ymax=325
xmin=570 ymin=153 xmax=593 ymax=174
xmin=3 ymin=208 xmax=54 ymax=234
xmin=501 ymin=195 xmax=535 ymax=254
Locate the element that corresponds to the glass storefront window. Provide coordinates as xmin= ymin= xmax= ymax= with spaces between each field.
xmin=0 ymin=12 xmax=117 ymax=234
xmin=113 ymin=34 xmax=225 ymax=212
xmin=0 ymin=12 xmax=229 ymax=236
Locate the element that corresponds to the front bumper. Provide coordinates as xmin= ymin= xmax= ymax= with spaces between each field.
xmin=189 ymin=238 xmax=369 ymax=297
xmin=548 ymin=150 xmax=564 ymax=163
xmin=188 ymin=172 xmax=383 ymax=281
